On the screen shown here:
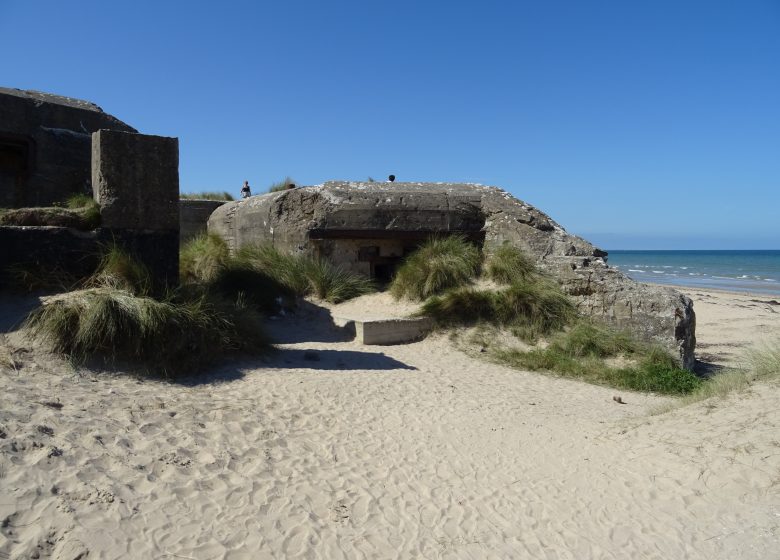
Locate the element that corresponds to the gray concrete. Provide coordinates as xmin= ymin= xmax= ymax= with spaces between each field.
xmin=0 ymin=87 xmax=136 ymax=208
xmin=209 ymin=181 xmax=697 ymax=369
xmin=334 ymin=316 xmax=434 ymax=345
xmin=179 ymin=199 xmax=228 ymax=242
xmin=92 ymin=130 xmax=179 ymax=232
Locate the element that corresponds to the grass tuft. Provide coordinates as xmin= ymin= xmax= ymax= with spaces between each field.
xmin=421 ymin=279 xmax=576 ymax=341
xmin=267 ymin=177 xmax=297 ymax=193
xmin=391 ymin=236 xmax=481 ymax=301
xmin=236 ymin=244 xmax=374 ymax=303
xmin=484 ymin=244 xmax=537 ymax=284
xmin=301 ymin=258 xmax=376 ymax=303
xmin=180 ymin=234 xmax=231 ymax=284
xmin=25 ymin=288 xmax=269 ymax=377
xmin=89 ymin=244 xmax=152 ymax=295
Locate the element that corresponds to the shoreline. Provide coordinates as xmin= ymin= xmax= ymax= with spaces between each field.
xmin=644 ymin=281 xmax=780 ymax=300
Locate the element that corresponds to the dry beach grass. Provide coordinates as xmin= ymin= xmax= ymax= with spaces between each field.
xmin=0 ymin=287 xmax=779 ymax=558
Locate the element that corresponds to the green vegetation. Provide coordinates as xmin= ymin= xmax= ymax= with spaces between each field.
xmin=180 ymin=234 xmax=231 ymax=284
xmin=484 ymin=244 xmax=538 ymax=284
xmin=235 ymin=244 xmax=375 ymax=303
xmin=179 ymin=235 xmax=375 ymax=305
xmin=0 ymin=199 xmax=101 ymax=230
xmin=390 ymin=236 xmax=482 ymax=300
xmin=392 ymin=238 xmax=699 ymax=395
xmin=25 ymin=287 xmax=267 ymax=377
xmin=25 ymin=244 xmax=270 ymax=378
xmin=421 ymin=279 xmax=575 ymax=341
xmin=471 ymin=321 xmax=702 ymax=395
xmin=180 ymin=191 xmax=234 ymax=201
xmin=89 ymin=243 xmax=152 ymax=294
xmin=654 ymin=342 xmax=780 ymax=412
xmin=267 ymin=177 xmax=296 ymax=193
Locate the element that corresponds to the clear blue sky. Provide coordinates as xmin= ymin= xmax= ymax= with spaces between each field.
xmin=2 ymin=0 xmax=778 ymax=249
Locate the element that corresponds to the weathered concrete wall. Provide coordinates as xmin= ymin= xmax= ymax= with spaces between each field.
xmin=209 ymin=181 xmax=696 ymax=369
xmin=91 ymin=130 xmax=180 ymax=289
xmin=0 ymin=88 xmax=136 ymax=208
xmin=92 ymin=130 xmax=179 ymax=231
xmin=0 ymin=226 xmax=178 ymax=292
xmin=179 ymin=200 xmax=227 ymax=243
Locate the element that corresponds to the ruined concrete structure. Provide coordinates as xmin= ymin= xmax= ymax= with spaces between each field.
xmin=179 ymin=199 xmax=228 ymax=242
xmin=0 ymin=87 xmax=137 ymax=208
xmin=209 ymin=181 xmax=696 ymax=368
xmin=0 ymin=88 xmax=179 ymax=290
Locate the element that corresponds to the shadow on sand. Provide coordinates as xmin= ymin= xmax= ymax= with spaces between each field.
xmin=265 ymin=300 xmax=356 ymax=344
xmin=0 ymin=293 xmax=42 ymax=333
xmin=694 ymin=359 xmax=726 ymax=378
xmin=264 ymin=348 xmax=416 ymax=371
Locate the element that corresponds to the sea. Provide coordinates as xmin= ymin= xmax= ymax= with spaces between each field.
xmin=606 ymin=250 xmax=780 ymax=296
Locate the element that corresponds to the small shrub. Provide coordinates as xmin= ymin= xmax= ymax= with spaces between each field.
xmin=268 ymin=177 xmax=296 ymax=193
xmin=180 ymin=234 xmax=231 ymax=284
xmin=391 ymin=236 xmax=481 ymax=300
xmin=485 ymin=244 xmax=537 ymax=284
xmin=180 ymin=191 xmax=234 ymax=201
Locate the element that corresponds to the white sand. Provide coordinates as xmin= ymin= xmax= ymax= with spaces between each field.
xmin=1 ymin=288 xmax=779 ymax=559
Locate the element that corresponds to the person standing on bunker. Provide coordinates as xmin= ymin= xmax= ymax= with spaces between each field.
xmin=241 ymin=180 xmax=251 ymax=198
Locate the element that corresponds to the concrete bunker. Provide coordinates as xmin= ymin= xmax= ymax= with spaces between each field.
xmin=0 ymin=88 xmax=180 ymax=291
xmin=0 ymin=133 xmax=33 ymax=207
xmin=311 ymin=231 xmax=486 ymax=283
xmin=208 ymin=181 xmax=697 ymax=369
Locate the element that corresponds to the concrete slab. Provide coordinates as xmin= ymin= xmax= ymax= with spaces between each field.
xmin=333 ymin=316 xmax=434 ymax=345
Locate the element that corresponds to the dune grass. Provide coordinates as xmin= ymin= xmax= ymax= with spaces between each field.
xmin=390 ymin=236 xmax=481 ymax=301
xmin=485 ymin=322 xmax=701 ymax=395
xmin=300 ymin=257 xmax=376 ymax=303
xmin=484 ymin=244 xmax=537 ymax=284
xmin=180 ymin=191 xmax=234 ymax=201
xmin=25 ymin=288 xmax=269 ymax=377
xmin=180 ymin=234 xmax=231 ymax=284
xmin=653 ymin=341 xmax=780 ymax=412
xmin=235 ymin=244 xmax=375 ymax=303
xmin=89 ymin=243 xmax=152 ymax=295
xmin=25 ymin=245 xmax=270 ymax=377
xmin=421 ymin=279 xmax=576 ymax=341
xmin=267 ymin=177 xmax=297 ymax=193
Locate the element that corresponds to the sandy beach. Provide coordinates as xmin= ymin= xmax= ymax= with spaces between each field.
xmin=1 ymin=286 xmax=779 ymax=559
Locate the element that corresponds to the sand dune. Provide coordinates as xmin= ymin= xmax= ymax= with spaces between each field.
xmin=1 ymin=288 xmax=779 ymax=559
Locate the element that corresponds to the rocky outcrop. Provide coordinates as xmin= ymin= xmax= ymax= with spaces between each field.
xmin=208 ymin=181 xmax=695 ymax=369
